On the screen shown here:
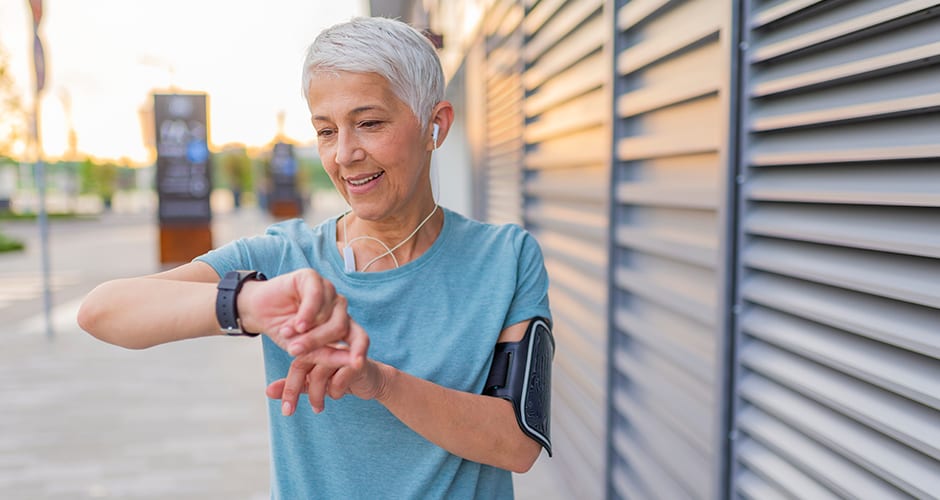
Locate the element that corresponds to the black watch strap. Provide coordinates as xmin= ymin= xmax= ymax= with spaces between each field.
xmin=216 ymin=270 xmax=267 ymax=337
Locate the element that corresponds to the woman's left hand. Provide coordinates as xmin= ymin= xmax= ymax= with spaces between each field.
xmin=265 ymin=320 xmax=391 ymax=415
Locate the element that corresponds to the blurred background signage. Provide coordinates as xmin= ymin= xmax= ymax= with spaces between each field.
xmin=153 ymin=93 xmax=211 ymax=224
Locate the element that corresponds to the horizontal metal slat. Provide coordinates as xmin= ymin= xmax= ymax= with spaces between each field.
xmin=741 ymin=341 xmax=940 ymax=460
xmin=540 ymin=231 xmax=607 ymax=281
xmin=484 ymin=0 xmax=516 ymax=36
xmin=525 ymin=131 xmax=607 ymax=170
xmin=750 ymin=144 xmax=940 ymax=165
xmin=752 ymin=92 xmax=940 ymax=131
xmin=740 ymin=376 xmax=940 ymax=497
xmin=613 ymin=265 xmax=715 ymax=326
xmin=752 ymin=0 xmax=940 ymax=63
xmin=524 ymin=53 xmax=606 ymax=117
xmin=524 ymin=172 xmax=608 ymax=204
xmin=525 ymin=90 xmax=607 ymax=143
xmin=737 ymin=408 xmax=906 ymax=499
xmin=612 ymin=337 xmax=713 ymax=410
xmin=614 ymin=305 xmax=714 ymax=384
xmin=523 ymin=184 xmax=604 ymax=205
xmin=751 ymin=0 xmax=829 ymax=29
xmin=736 ymin=469 xmax=789 ymax=500
xmin=525 ymin=204 xmax=606 ymax=242
xmin=752 ymin=41 xmax=940 ymax=97
xmin=611 ymin=387 xmax=710 ymax=497
xmin=736 ymin=439 xmax=840 ymax=499
xmin=551 ymin=394 xmax=605 ymax=496
xmin=617 ymin=0 xmax=719 ymax=76
xmin=611 ymin=423 xmax=695 ymax=500
xmin=617 ymin=0 xmax=674 ymax=31
xmin=615 ymin=225 xmax=717 ymax=268
xmin=741 ymin=305 xmax=940 ymax=410
xmin=618 ymin=77 xmax=719 ymax=118
xmin=610 ymin=462 xmax=650 ymax=500
xmin=617 ymin=129 xmax=719 ymax=161
xmin=611 ymin=344 xmax=714 ymax=456
xmin=492 ymin=3 xmax=524 ymax=39
xmin=616 ymin=182 xmax=718 ymax=210
xmin=744 ymin=203 xmax=940 ymax=258
xmin=554 ymin=347 xmax=604 ymax=436
xmin=743 ymin=273 xmax=940 ymax=358
xmin=523 ymin=16 xmax=605 ymax=90
xmin=524 ymin=0 xmax=602 ymax=63
xmin=523 ymin=0 xmax=565 ymax=36
xmin=543 ymin=258 xmax=607 ymax=315
xmin=744 ymin=238 xmax=940 ymax=308
xmin=746 ymin=164 xmax=940 ymax=206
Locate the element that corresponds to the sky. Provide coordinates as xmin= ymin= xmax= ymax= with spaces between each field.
xmin=0 ymin=0 xmax=367 ymax=165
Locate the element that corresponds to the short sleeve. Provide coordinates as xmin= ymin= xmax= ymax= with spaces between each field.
xmin=193 ymin=232 xmax=291 ymax=279
xmin=503 ymin=230 xmax=551 ymax=330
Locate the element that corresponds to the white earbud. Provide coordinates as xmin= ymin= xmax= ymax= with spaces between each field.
xmin=432 ymin=123 xmax=440 ymax=149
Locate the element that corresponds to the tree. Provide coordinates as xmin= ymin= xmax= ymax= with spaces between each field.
xmin=0 ymin=44 xmax=27 ymax=158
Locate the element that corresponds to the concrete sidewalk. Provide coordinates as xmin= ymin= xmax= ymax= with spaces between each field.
xmin=1 ymin=305 xmax=271 ymax=499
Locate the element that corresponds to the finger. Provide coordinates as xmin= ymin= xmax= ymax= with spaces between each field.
xmin=288 ymin=271 xmax=331 ymax=335
xmin=347 ymin=321 xmax=370 ymax=369
xmin=306 ymin=364 xmax=337 ymax=414
xmin=327 ymin=366 xmax=354 ymax=400
xmin=288 ymin=295 xmax=349 ymax=356
xmin=266 ymin=378 xmax=286 ymax=400
xmin=281 ymin=358 xmax=314 ymax=416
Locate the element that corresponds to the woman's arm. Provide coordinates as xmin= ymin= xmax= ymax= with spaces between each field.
xmin=79 ymin=264 xmax=366 ymax=365
xmin=77 ymin=262 xmax=223 ymax=349
xmin=269 ymin=320 xmax=544 ymax=473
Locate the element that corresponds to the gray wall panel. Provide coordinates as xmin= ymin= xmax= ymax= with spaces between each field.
xmin=732 ymin=0 xmax=940 ymax=497
xmin=522 ymin=1 xmax=610 ymax=498
xmin=610 ymin=0 xmax=731 ymax=497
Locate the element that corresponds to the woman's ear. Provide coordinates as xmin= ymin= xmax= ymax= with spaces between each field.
xmin=428 ymin=101 xmax=455 ymax=151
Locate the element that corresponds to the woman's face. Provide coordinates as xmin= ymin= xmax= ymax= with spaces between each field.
xmin=306 ymin=70 xmax=432 ymax=223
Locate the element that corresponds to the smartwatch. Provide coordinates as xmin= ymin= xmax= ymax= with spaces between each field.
xmin=216 ymin=270 xmax=267 ymax=336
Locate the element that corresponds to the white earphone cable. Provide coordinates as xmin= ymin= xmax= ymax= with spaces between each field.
xmin=342 ymin=203 xmax=439 ymax=272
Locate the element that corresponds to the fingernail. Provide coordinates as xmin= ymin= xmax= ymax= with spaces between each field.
xmin=288 ymin=343 xmax=301 ymax=356
xmin=282 ymin=401 xmax=292 ymax=416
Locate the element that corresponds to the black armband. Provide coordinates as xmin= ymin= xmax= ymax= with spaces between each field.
xmin=483 ymin=317 xmax=554 ymax=456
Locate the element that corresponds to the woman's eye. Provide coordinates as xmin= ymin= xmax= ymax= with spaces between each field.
xmin=317 ymin=129 xmax=335 ymax=138
xmin=360 ymin=120 xmax=381 ymax=128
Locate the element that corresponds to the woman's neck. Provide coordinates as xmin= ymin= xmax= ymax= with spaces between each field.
xmin=340 ymin=203 xmax=443 ymax=272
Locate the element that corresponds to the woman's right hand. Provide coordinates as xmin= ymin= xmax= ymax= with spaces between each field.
xmin=237 ymin=268 xmax=366 ymax=365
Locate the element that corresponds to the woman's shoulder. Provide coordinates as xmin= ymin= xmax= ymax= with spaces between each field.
xmin=444 ymin=208 xmax=541 ymax=255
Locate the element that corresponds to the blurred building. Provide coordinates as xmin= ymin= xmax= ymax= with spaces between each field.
xmin=374 ymin=1 xmax=940 ymax=498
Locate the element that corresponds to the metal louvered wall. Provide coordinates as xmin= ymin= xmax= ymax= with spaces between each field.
xmin=609 ymin=0 xmax=732 ymax=497
xmin=483 ymin=0 xmax=527 ymax=225
xmin=733 ymin=1 xmax=940 ymax=498
xmin=520 ymin=0 xmax=610 ymax=498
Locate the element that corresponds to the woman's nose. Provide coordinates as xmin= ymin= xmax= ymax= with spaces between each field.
xmin=334 ymin=130 xmax=365 ymax=165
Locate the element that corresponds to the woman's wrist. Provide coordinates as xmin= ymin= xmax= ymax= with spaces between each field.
xmin=234 ymin=280 xmax=262 ymax=334
xmin=374 ymin=362 xmax=398 ymax=404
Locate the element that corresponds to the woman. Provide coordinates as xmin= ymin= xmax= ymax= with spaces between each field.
xmin=79 ymin=16 xmax=552 ymax=499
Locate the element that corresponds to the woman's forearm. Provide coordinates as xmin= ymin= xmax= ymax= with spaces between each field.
xmin=78 ymin=276 xmax=220 ymax=349
xmin=376 ymin=364 xmax=542 ymax=473
xmin=79 ymin=262 xmax=224 ymax=349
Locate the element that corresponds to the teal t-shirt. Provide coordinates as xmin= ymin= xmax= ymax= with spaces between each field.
xmin=196 ymin=207 xmax=551 ymax=499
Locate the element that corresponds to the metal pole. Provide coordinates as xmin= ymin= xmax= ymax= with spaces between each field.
xmin=33 ymin=93 xmax=53 ymax=339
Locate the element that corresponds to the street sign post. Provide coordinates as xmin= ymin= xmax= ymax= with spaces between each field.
xmin=28 ymin=0 xmax=52 ymax=338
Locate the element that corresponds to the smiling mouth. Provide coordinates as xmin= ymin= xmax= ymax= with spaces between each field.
xmin=347 ymin=172 xmax=384 ymax=186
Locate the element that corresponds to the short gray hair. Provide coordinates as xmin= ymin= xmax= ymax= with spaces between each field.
xmin=301 ymin=17 xmax=444 ymax=130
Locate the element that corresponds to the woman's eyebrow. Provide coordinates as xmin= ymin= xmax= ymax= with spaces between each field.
xmin=312 ymin=106 xmax=383 ymax=122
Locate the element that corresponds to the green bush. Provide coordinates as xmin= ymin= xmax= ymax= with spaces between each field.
xmin=0 ymin=231 xmax=23 ymax=252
